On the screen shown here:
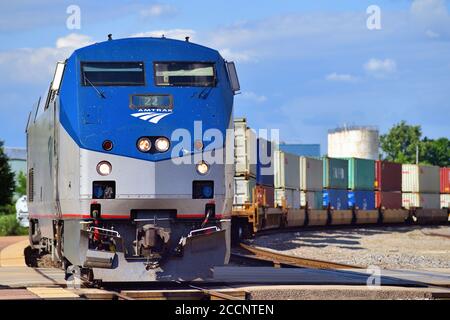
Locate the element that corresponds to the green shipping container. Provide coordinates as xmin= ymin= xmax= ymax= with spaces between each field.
xmin=323 ymin=157 xmax=348 ymax=189
xmin=347 ymin=158 xmax=375 ymax=190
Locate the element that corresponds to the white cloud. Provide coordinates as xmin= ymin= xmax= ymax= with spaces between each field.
xmin=410 ymin=0 xmax=450 ymax=38
xmin=325 ymin=73 xmax=358 ymax=82
xmin=411 ymin=0 xmax=448 ymax=20
xmin=425 ymin=29 xmax=440 ymax=38
xmin=239 ymin=91 xmax=267 ymax=103
xmin=56 ymin=33 xmax=94 ymax=49
xmin=0 ymin=33 xmax=93 ymax=83
xmin=364 ymin=58 xmax=397 ymax=76
xmin=218 ymin=48 xmax=254 ymax=62
xmin=131 ymin=29 xmax=195 ymax=41
xmin=140 ymin=4 xmax=176 ymax=17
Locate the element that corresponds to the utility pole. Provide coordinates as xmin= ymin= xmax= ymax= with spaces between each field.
xmin=416 ymin=144 xmax=419 ymax=164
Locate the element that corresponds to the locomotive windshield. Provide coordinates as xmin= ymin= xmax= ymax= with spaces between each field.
xmin=154 ymin=62 xmax=215 ymax=87
xmin=81 ymin=62 xmax=145 ymax=86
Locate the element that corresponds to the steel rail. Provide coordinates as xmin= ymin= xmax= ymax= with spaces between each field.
xmin=238 ymin=242 xmax=363 ymax=270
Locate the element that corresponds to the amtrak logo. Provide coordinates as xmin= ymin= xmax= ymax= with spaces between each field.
xmin=131 ymin=109 xmax=172 ymax=124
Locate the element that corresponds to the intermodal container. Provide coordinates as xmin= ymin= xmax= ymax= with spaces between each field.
xmin=256 ymin=138 xmax=274 ymax=186
xmin=275 ymin=188 xmax=300 ymax=209
xmin=300 ymin=157 xmax=323 ymax=191
xmin=323 ymin=189 xmax=348 ymax=210
xmin=375 ymin=161 xmax=402 ymax=191
xmin=233 ymin=176 xmax=256 ymax=206
xmin=234 ymin=118 xmax=257 ymax=177
xmin=401 ymin=193 xmax=440 ymax=209
xmin=348 ymin=191 xmax=375 ymax=210
xmin=402 ymin=164 xmax=440 ymax=193
xmin=440 ymin=167 xmax=450 ymax=194
xmin=440 ymin=194 xmax=450 ymax=209
xmin=300 ymin=191 xmax=323 ymax=209
xmin=255 ymin=185 xmax=275 ymax=208
xmin=375 ymin=191 xmax=402 ymax=209
xmin=274 ymin=150 xmax=300 ymax=189
xmin=347 ymin=158 xmax=375 ymax=191
xmin=323 ymin=157 xmax=348 ymax=189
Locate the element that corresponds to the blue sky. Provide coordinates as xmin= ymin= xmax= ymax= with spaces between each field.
xmin=1 ymin=0 xmax=449 ymax=152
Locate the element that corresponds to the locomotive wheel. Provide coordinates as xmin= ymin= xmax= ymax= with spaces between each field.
xmin=23 ymin=245 xmax=39 ymax=267
xmin=28 ymin=219 xmax=41 ymax=248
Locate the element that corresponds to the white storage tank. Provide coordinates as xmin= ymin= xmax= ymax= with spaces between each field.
xmin=402 ymin=164 xmax=440 ymax=193
xmin=328 ymin=126 xmax=379 ymax=160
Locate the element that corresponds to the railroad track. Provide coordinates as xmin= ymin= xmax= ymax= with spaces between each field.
xmin=233 ymin=242 xmax=363 ymax=270
xmin=97 ymin=281 xmax=247 ymax=300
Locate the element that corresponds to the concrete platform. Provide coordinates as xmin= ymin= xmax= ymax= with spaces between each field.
xmin=0 ymin=238 xmax=28 ymax=267
xmin=0 ymin=267 xmax=66 ymax=288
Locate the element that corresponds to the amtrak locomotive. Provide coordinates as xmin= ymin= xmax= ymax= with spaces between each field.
xmin=26 ymin=36 xmax=240 ymax=282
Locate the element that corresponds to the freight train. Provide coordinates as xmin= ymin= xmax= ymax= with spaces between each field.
xmin=231 ymin=118 xmax=450 ymax=240
xmin=25 ymin=36 xmax=240 ymax=282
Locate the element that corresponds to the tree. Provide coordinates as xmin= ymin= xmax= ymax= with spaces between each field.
xmin=15 ymin=171 xmax=27 ymax=196
xmin=0 ymin=141 xmax=15 ymax=206
xmin=380 ymin=121 xmax=450 ymax=167
xmin=420 ymin=137 xmax=450 ymax=167
xmin=380 ymin=121 xmax=422 ymax=164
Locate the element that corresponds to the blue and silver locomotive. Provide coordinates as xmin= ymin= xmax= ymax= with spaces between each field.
xmin=26 ymin=36 xmax=240 ymax=282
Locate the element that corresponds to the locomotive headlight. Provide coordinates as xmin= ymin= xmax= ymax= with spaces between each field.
xmin=137 ymin=137 xmax=151 ymax=152
xmin=196 ymin=161 xmax=210 ymax=175
xmin=96 ymin=161 xmax=112 ymax=176
xmin=155 ymin=137 xmax=170 ymax=152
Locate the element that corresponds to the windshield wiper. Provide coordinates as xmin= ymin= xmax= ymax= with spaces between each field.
xmin=84 ymin=75 xmax=106 ymax=99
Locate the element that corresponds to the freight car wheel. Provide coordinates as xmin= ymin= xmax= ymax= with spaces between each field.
xmin=231 ymin=218 xmax=252 ymax=244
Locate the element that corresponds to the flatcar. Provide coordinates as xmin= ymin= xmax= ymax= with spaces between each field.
xmin=26 ymin=36 xmax=240 ymax=282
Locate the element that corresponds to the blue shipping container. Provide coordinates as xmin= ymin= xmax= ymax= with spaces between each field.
xmin=323 ymin=189 xmax=348 ymax=210
xmin=348 ymin=191 xmax=375 ymax=210
xmin=257 ymin=138 xmax=274 ymax=186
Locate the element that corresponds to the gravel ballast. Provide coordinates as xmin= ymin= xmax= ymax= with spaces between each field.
xmin=250 ymin=226 xmax=450 ymax=269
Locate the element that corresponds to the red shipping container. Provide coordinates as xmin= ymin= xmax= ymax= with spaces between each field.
xmin=375 ymin=191 xmax=402 ymax=209
xmin=256 ymin=185 xmax=275 ymax=207
xmin=440 ymin=167 xmax=450 ymax=194
xmin=375 ymin=161 xmax=402 ymax=191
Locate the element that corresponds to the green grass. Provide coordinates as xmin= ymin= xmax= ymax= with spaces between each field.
xmin=0 ymin=214 xmax=28 ymax=236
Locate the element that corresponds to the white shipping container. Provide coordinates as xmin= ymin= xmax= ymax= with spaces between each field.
xmin=300 ymin=191 xmax=323 ymax=209
xmin=233 ymin=176 xmax=256 ymax=206
xmin=402 ymin=164 xmax=440 ymax=193
xmin=300 ymin=157 xmax=323 ymax=191
xmin=234 ymin=118 xmax=257 ymax=177
xmin=274 ymin=151 xmax=300 ymax=189
xmin=441 ymin=194 xmax=450 ymax=209
xmin=275 ymin=188 xmax=300 ymax=209
xmin=402 ymin=193 xmax=440 ymax=209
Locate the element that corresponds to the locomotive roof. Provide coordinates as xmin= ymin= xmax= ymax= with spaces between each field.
xmin=69 ymin=37 xmax=222 ymax=61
